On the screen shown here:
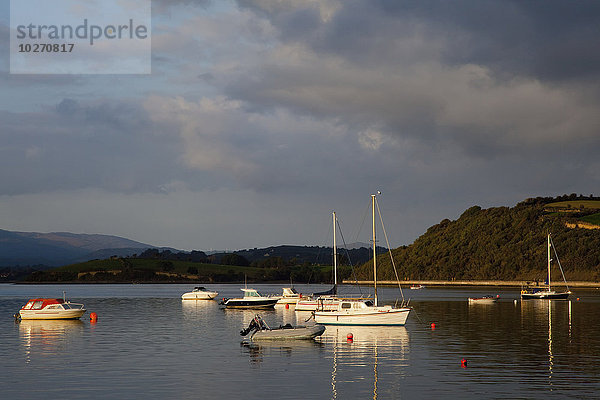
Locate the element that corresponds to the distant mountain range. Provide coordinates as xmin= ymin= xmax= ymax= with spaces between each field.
xmin=0 ymin=229 xmax=154 ymax=267
xmin=0 ymin=229 xmax=378 ymax=269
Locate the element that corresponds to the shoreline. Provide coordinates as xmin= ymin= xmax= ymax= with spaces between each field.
xmin=345 ymin=280 xmax=600 ymax=288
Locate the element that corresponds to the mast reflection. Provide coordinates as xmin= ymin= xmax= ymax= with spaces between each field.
xmin=318 ymin=326 xmax=409 ymax=400
xmin=519 ymin=298 xmax=573 ymax=392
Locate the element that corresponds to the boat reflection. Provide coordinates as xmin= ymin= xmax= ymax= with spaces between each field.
xmin=240 ymin=337 xmax=324 ymax=365
xmin=18 ymin=319 xmax=84 ymax=362
xmin=317 ymin=326 xmax=409 ymax=399
xmin=519 ymin=299 xmax=573 ymax=391
xmin=181 ymin=297 xmax=219 ymax=317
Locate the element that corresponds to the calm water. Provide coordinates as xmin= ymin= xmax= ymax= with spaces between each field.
xmin=2 ymin=283 xmax=600 ymax=399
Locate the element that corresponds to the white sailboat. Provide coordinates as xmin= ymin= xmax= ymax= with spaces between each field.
xmin=521 ymin=233 xmax=572 ymax=300
xmin=314 ymin=193 xmax=411 ymax=326
xmin=295 ymin=211 xmax=344 ymax=312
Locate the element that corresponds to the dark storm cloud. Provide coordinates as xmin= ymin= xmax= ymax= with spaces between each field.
xmin=227 ymin=0 xmax=600 ymax=160
xmin=239 ymin=0 xmax=600 ymax=82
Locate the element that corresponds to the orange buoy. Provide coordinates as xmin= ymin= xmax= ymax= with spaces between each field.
xmin=461 ymin=358 xmax=468 ymax=368
xmin=90 ymin=312 xmax=98 ymax=322
xmin=431 ymin=323 xmax=436 ymax=330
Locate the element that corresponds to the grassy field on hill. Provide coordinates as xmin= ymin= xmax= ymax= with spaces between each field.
xmin=579 ymin=213 xmax=600 ymax=226
xmin=545 ymin=200 xmax=600 ymax=210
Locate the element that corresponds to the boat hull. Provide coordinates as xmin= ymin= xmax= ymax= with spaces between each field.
xmin=275 ymin=297 xmax=301 ymax=305
xmin=251 ymin=325 xmax=326 ymax=340
xmin=19 ymin=309 xmax=86 ymax=320
xmin=468 ymin=297 xmax=497 ymax=304
xmin=521 ymin=291 xmax=570 ymax=300
xmin=181 ymin=292 xmax=218 ymax=300
xmin=225 ymin=299 xmax=278 ymax=309
xmin=314 ymin=307 xmax=410 ymax=326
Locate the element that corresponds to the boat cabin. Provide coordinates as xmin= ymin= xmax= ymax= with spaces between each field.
xmin=241 ymin=288 xmax=263 ymax=298
xmin=340 ymin=300 xmax=374 ymax=310
xmin=282 ymin=287 xmax=300 ymax=297
xmin=21 ymin=298 xmax=63 ymax=310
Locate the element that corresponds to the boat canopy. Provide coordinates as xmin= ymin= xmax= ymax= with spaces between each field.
xmin=21 ymin=299 xmax=63 ymax=310
xmin=242 ymin=289 xmax=261 ymax=297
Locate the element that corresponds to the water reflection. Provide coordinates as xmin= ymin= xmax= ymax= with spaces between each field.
xmin=317 ymin=326 xmax=409 ymax=400
xmin=18 ymin=319 xmax=84 ymax=362
xmin=519 ymin=299 xmax=574 ymax=392
xmin=241 ymin=338 xmax=324 ymax=365
xmin=181 ymin=298 xmax=219 ymax=316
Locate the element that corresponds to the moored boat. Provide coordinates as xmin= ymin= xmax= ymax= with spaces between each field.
xmin=240 ymin=315 xmax=325 ymax=340
xmin=222 ymin=288 xmax=278 ymax=309
xmin=314 ymin=298 xmax=410 ymax=326
xmin=181 ymin=286 xmax=219 ymax=300
xmin=17 ymin=298 xmax=86 ymax=320
xmin=521 ymin=234 xmax=572 ymax=300
xmin=314 ymin=193 xmax=411 ymax=326
xmin=468 ymin=296 xmax=498 ymax=304
xmin=296 ymin=212 xmax=345 ymax=312
xmin=410 ymin=285 xmax=425 ymax=290
xmin=274 ymin=287 xmax=304 ymax=305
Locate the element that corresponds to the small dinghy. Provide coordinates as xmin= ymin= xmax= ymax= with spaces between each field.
xmin=240 ymin=315 xmax=325 ymax=341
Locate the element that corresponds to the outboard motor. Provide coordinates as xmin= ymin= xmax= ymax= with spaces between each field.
xmin=240 ymin=319 xmax=259 ymax=336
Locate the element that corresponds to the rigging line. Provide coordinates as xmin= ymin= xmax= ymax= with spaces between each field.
xmin=336 ymin=215 xmax=365 ymax=296
xmin=352 ymin=200 xmax=372 ymax=244
xmin=549 ymin=235 xmax=570 ymax=292
xmin=375 ymin=197 xmax=406 ymax=303
xmin=312 ymin=215 xmax=334 ymax=285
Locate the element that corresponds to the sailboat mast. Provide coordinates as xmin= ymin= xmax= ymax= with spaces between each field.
xmin=547 ymin=234 xmax=552 ymax=291
xmin=333 ymin=211 xmax=338 ymax=292
xmin=372 ymin=194 xmax=378 ymax=306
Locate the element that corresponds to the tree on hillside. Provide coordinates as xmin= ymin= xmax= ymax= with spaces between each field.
xmin=355 ymin=201 xmax=600 ymax=282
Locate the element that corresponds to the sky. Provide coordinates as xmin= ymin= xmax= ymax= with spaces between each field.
xmin=1 ymin=0 xmax=600 ymax=251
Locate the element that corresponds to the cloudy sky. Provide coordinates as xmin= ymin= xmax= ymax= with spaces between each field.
xmin=1 ymin=0 xmax=600 ymax=251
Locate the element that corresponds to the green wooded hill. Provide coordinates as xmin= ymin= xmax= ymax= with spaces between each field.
xmin=356 ymin=196 xmax=600 ymax=282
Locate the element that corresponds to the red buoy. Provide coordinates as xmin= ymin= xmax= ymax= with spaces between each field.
xmin=461 ymin=358 xmax=468 ymax=368
xmin=285 ymin=303 xmax=289 ymax=309
xmin=347 ymin=333 xmax=353 ymax=340
xmin=431 ymin=323 xmax=436 ymax=330
xmin=90 ymin=312 xmax=98 ymax=323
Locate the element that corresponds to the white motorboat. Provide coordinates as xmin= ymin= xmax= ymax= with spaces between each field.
xmin=240 ymin=315 xmax=325 ymax=340
xmin=181 ymin=286 xmax=219 ymax=300
xmin=314 ymin=193 xmax=411 ymax=326
xmin=17 ymin=298 xmax=86 ymax=320
xmin=410 ymin=285 xmax=425 ymax=290
xmin=468 ymin=296 xmax=498 ymax=304
xmin=274 ymin=287 xmax=304 ymax=305
xmin=521 ymin=234 xmax=572 ymax=300
xmin=222 ymin=288 xmax=278 ymax=309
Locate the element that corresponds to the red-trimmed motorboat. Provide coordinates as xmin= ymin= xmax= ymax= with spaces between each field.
xmin=17 ymin=298 xmax=87 ymax=320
